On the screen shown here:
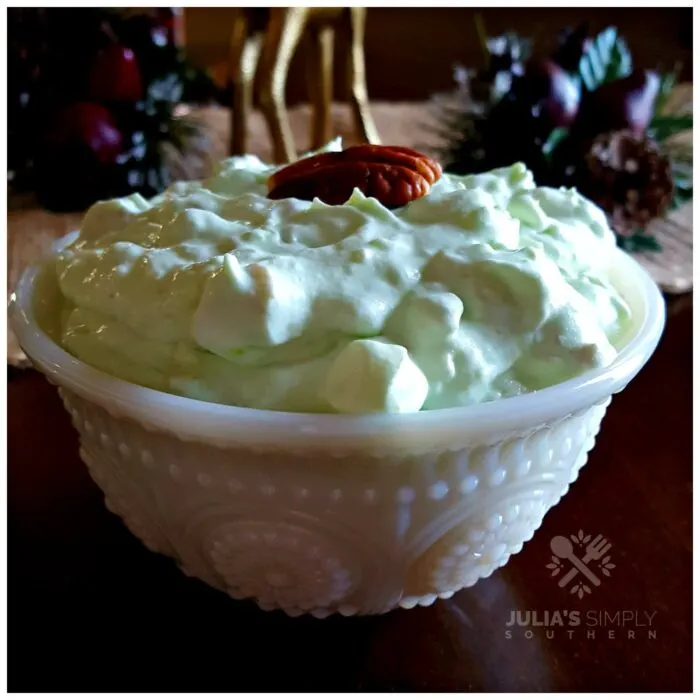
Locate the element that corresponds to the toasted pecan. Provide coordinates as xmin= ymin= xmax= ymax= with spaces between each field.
xmin=267 ymin=144 xmax=442 ymax=208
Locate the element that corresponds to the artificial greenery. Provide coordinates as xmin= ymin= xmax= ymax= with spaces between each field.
xmin=577 ymin=26 xmax=632 ymax=92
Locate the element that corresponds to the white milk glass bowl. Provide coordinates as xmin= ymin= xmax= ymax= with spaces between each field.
xmin=9 ymin=234 xmax=665 ymax=617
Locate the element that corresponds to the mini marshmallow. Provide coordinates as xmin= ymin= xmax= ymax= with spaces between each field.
xmin=321 ymin=338 xmax=429 ymax=414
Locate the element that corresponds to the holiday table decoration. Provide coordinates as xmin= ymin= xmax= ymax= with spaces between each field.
xmin=433 ymin=18 xmax=692 ymax=255
xmin=8 ymin=7 xmax=220 ymax=212
xmin=228 ymin=7 xmax=381 ymax=164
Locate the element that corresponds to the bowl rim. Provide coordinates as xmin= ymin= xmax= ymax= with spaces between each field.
xmin=9 ymin=232 xmax=666 ymax=449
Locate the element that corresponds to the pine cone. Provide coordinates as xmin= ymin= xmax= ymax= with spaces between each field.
xmin=578 ymin=130 xmax=673 ymax=237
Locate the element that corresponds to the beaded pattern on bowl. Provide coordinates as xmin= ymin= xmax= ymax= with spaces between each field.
xmin=402 ymin=402 xmax=607 ymax=600
xmin=208 ymin=520 xmax=357 ymax=610
xmin=58 ymin=387 xmax=610 ymax=617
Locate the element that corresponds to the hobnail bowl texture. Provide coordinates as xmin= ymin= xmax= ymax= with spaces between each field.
xmin=60 ymin=386 xmax=608 ymax=616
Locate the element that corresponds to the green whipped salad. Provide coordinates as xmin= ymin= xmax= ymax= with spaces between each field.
xmin=50 ymin=138 xmax=631 ymax=414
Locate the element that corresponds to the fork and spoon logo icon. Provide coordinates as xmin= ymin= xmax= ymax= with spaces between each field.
xmin=547 ymin=531 xmax=615 ymax=598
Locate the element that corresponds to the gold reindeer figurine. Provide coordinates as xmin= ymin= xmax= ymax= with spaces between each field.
xmin=229 ymin=7 xmax=381 ymax=163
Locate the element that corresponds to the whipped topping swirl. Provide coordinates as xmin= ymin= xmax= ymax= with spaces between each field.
xmin=50 ymin=139 xmax=631 ymax=413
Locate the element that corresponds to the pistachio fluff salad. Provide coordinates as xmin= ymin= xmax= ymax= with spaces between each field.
xmin=48 ymin=139 xmax=631 ymax=414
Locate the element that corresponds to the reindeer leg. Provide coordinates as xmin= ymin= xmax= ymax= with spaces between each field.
xmin=306 ymin=23 xmax=334 ymax=150
xmin=344 ymin=8 xmax=381 ymax=145
xmin=258 ymin=7 xmax=308 ymax=163
xmin=229 ymin=10 xmax=262 ymax=155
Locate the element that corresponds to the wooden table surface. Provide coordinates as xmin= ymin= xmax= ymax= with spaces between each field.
xmin=8 ymin=293 xmax=692 ymax=692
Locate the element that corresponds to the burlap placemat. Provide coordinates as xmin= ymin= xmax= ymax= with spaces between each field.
xmin=7 ymin=101 xmax=692 ymax=367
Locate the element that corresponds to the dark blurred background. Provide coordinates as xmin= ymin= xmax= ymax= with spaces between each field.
xmin=186 ymin=7 xmax=692 ymax=103
xmin=7 ymin=7 xmax=692 ymax=214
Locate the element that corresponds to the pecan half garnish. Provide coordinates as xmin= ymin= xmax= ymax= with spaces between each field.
xmin=267 ymin=145 xmax=442 ymax=208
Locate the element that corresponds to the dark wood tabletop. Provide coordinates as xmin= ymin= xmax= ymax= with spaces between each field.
xmin=8 ymin=293 xmax=692 ymax=692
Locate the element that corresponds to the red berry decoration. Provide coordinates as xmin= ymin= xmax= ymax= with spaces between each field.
xmin=35 ymin=101 xmax=125 ymax=210
xmin=587 ymin=69 xmax=660 ymax=137
xmin=88 ymin=44 xmax=143 ymax=103
xmin=47 ymin=101 xmax=123 ymax=164
xmin=518 ymin=58 xmax=581 ymax=128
